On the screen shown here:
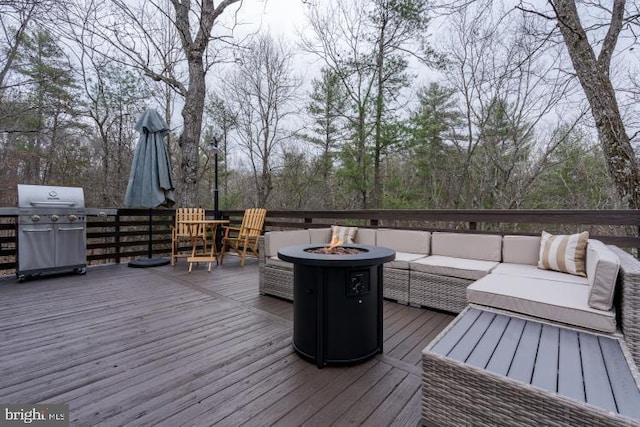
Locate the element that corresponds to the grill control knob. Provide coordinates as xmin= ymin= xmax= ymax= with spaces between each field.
xmin=30 ymin=215 xmax=40 ymax=222
xmin=68 ymin=214 xmax=78 ymax=222
xmin=51 ymin=214 xmax=60 ymax=222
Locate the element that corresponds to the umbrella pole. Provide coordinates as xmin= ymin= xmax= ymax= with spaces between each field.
xmin=128 ymin=208 xmax=170 ymax=268
xmin=147 ymin=208 xmax=153 ymax=259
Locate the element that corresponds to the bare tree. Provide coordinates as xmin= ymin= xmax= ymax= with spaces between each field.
xmin=544 ymin=0 xmax=640 ymax=209
xmin=63 ymin=0 xmax=243 ymax=206
xmin=302 ymin=0 xmax=377 ymax=208
xmin=223 ymin=33 xmax=300 ymax=207
xmin=440 ymin=2 xmax=583 ymax=209
xmin=0 ymin=0 xmax=50 ymax=91
xmin=431 ymin=0 xmax=640 ymax=209
xmin=57 ymin=2 xmax=152 ymax=205
xmin=369 ymin=0 xmax=434 ymax=208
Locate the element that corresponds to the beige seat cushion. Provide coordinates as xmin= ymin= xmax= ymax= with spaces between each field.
xmin=502 ymin=235 xmax=540 ymax=265
xmin=586 ymin=240 xmax=620 ymax=311
xmin=265 ymin=230 xmax=310 ymax=257
xmin=467 ymin=273 xmax=616 ymax=333
xmin=386 ymin=252 xmax=426 ymax=270
xmin=432 ymin=232 xmax=502 ymax=261
xmin=492 ymin=263 xmax=588 ymax=285
xmin=376 ymin=229 xmax=430 ymax=254
xmin=410 ymin=255 xmax=499 ymax=280
xmin=266 ymin=256 xmax=293 ymax=269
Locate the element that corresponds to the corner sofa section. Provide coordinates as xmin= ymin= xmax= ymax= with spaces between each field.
xmin=408 ymin=233 xmax=502 ymax=313
xmin=375 ymin=229 xmax=431 ymax=304
xmin=467 ymin=235 xmax=619 ymax=333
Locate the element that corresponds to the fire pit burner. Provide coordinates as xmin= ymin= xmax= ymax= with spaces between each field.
xmin=304 ymin=246 xmax=368 ymax=255
xmin=278 ymin=244 xmax=395 ymax=368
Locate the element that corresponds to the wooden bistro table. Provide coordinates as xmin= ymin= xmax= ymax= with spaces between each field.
xmin=180 ymin=219 xmax=229 ymax=273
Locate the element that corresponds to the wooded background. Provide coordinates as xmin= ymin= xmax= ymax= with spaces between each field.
xmin=1 ymin=0 xmax=638 ymax=211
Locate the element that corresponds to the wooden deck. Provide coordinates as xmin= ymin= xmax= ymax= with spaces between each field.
xmin=0 ymin=258 xmax=454 ymax=426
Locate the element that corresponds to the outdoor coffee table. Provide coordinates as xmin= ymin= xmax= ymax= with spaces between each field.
xmin=422 ymin=305 xmax=640 ymax=426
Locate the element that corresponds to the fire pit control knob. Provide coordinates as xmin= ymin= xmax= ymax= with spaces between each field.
xmin=51 ymin=214 xmax=60 ymax=222
xmin=30 ymin=215 xmax=40 ymax=222
xmin=348 ymin=272 xmax=370 ymax=297
xmin=68 ymin=214 xmax=78 ymax=222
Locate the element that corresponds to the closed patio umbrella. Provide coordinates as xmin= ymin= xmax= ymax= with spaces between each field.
xmin=125 ymin=108 xmax=175 ymax=267
xmin=124 ymin=109 xmax=175 ymax=208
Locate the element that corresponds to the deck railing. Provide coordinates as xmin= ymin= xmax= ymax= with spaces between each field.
xmin=1 ymin=208 xmax=639 ymax=273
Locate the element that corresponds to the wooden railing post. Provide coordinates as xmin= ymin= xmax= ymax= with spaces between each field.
xmin=469 ymin=221 xmax=477 ymax=231
xmin=115 ymin=212 xmax=121 ymax=264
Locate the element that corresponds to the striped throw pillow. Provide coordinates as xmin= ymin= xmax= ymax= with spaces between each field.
xmin=331 ymin=225 xmax=358 ymax=244
xmin=538 ymin=231 xmax=589 ymax=277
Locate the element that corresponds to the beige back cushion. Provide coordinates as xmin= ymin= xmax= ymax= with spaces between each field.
xmin=309 ymin=228 xmax=331 ymax=244
xmin=538 ymin=231 xmax=589 ymax=277
xmin=354 ymin=228 xmax=376 ymax=245
xmin=265 ymin=230 xmax=310 ymax=257
xmin=431 ymin=232 xmax=502 ymax=261
xmin=376 ymin=229 xmax=430 ymax=254
xmin=502 ymin=235 xmax=541 ymax=265
xmin=586 ymin=239 xmax=620 ymax=311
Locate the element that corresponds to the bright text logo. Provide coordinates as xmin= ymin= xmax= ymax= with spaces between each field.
xmin=0 ymin=405 xmax=68 ymax=427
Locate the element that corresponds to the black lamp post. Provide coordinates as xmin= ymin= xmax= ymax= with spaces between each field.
xmin=205 ymin=136 xmax=220 ymax=219
xmin=205 ymin=137 xmax=221 ymax=250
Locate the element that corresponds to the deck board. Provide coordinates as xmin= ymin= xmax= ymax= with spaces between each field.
xmin=0 ymin=259 xmax=453 ymax=426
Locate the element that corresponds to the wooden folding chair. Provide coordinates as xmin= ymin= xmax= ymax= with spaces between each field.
xmin=170 ymin=208 xmax=207 ymax=266
xmin=219 ymin=208 xmax=266 ymax=266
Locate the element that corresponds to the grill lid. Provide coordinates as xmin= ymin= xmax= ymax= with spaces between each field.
xmin=17 ymin=184 xmax=85 ymax=209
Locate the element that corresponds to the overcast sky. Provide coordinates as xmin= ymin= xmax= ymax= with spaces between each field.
xmin=229 ymin=0 xmax=326 ymax=93
xmin=239 ymin=0 xmax=309 ymax=39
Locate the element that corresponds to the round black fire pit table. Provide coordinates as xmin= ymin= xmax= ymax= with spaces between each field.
xmin=278 ymin=244 xmax=395 ymax=368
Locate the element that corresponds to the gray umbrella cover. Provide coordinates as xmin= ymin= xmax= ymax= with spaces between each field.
xmin=124 ymin=109 xmax=176 ymax=208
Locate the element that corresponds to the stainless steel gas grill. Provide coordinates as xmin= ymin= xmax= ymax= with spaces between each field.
xmin=17 ymin=184 xmax=87 ymax=281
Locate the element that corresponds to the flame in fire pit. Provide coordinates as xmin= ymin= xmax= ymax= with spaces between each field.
xmin=324 ymin=235 xmax=343 ymax=253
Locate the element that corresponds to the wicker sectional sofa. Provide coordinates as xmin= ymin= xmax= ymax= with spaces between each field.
xmin=259 ymin=227 xmax=640 ymax=366
xmin=259 ymin=227 xmax=429 ymax=302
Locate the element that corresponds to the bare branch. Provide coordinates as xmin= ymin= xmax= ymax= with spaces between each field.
xmin=598 ymin=0 xmax=625 ymax=71
xmin=515 ymin=5 xmax=554 ymax=20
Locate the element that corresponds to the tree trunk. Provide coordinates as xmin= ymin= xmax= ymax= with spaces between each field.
xmin=178 ymin=59 xmax=206 ymax=207
xmin=372 ymin=13 xmax=386 ymax=209
xmin=553 ymin=0 xmax=640 ymax=209
xmin=170 ymin=0 xmax=240 ymax=207
xmin=357 ymin=106 xmax=368 ymax=209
